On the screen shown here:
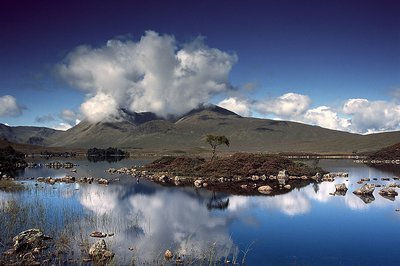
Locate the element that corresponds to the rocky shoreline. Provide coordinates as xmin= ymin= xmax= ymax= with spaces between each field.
xmin=105 ymin=164 xmax=349 ymax=196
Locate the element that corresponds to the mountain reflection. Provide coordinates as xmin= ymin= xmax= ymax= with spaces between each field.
xmin=77 ymin=183 xmax=235 ymax=263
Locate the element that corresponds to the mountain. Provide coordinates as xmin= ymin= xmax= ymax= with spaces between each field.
xmin=2 ymin=105 xmax=400 ymax=153
xmin=0 ymin=124 xmax=61 ymax=146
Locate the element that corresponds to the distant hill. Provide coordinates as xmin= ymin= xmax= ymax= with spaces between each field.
xmin=2 ymin=105 xmax=400 ymax=153
xmin=0 ymin=124 xmax=60 ymax=145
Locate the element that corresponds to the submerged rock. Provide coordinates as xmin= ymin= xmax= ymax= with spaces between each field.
xmin=353 ymin=184 xmax=375 ymax=195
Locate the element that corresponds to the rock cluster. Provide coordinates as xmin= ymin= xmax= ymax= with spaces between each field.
xmin=45 ymin=161 xmax=75 ymax=169
xmin=105 ymin=166 xmax=351 ymax=196
xmin=36 ymin=176 xmax=108 ymax=185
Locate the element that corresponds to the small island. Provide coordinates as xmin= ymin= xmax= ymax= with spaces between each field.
xmin=111 ymin=153 xmax=333 ymax=196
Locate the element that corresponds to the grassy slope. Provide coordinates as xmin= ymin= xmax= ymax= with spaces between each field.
xmin=47 ymin=109 xmax=400 ymax=153
xmin=0 ymin=124 xmax=60 ymax=145
xmin=3 ymin=107 xmax=400 ymax=153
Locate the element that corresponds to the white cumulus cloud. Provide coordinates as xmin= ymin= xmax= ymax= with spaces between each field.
xmin=217 ymin=97 xmax=252 ymax=116
xmin=255 ymin=93 xmax=311 ymax=118
xmin=304 ymin=106 xmax=350 ymax=131
xmin=58 ymin=31 xmax=237 ymax=122
xmin=80 ymin=93 xmax=119 ymax=123
xmin=0 ymin=95 xmax=23 ymax=117
xmin=343 ymin=98 xmax=400 ymax=133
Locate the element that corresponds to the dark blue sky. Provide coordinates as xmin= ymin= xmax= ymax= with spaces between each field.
xmin=1 ymin=0 xmax=399 ymax=133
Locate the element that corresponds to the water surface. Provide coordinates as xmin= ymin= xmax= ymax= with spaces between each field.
xmin=1 ymin=159 xmax=400 ymax=265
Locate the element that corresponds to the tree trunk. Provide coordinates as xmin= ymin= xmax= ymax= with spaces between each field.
xmin=211 ymin=146 xmax=216 ymax=161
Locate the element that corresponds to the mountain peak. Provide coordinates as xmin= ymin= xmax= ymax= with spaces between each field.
xmin=179 ymin=104 xmax=241 ymax=118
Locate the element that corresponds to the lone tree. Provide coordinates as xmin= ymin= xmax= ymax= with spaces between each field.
xmin=206 ymin=134 xmax=230 ymax=161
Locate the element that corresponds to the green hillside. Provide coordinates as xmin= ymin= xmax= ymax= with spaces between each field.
xmin=2 ymin=105 xmax=400 ymax=154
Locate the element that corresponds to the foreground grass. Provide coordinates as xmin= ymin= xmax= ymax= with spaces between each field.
xmin=0 ymin=185 xmax=250 ymax=265
xmin=0 ymin=180 xmax=25 ymax=192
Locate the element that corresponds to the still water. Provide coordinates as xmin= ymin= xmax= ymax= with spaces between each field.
xmin=1 ymin=159 xmax=400 ymax=265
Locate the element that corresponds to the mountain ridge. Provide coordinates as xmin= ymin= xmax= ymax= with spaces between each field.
xmin=2 ymin=105 xmax=400 ymax=153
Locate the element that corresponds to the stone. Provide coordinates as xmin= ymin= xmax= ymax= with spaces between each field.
xmin=258 ymin=185 xmax=273 ymax=194
xmin=12 ymin=229 xmax=52 ymax=254
xmin=194 ymin=179 xmax=202 ymax=188
xmin=79 ymin=177 xmax=94 ymax=184
xmin=164 ymin=249 xmax=173 ymax=260
xmin=322 ymin=175 xmax=335 ymax=182
xmin=107 ymin=168 xmax=116 ymax=174
xmin=61 ymin=175 xmax=75 ymax=183
xmin=353 ymin=184 xmax=375 ymax=195
xmin=260 ymin=175 xmax=267 ymax=181
xmin=379 ymin=187 xmax=398 ymax=197
xmin=311 ymin=172 xmax=321 ymax=182
xmin=202 ymin=182 xmax=208 ymax=187
xmin=277 ymin=170 xmax=288 ymax=185
xmin=88 ymin=239 xmax=114 ymax=261
xmin=97 ymin=178 xmax=109 ymax=185
xmin=90 ymin=231 xmax=107 ymax=238
xmin=251 ymin=175 xmax=260 ymax=181
xmin=278 ymin=170 xmax=288 ymax=177
xmin=284 ymin=185 xmax=291 ymax=190
xmin=240 ymin=185 xmax=247 ymax=189
xmin=335 ymin=183 xmax=348 ymax=192
xmin=159 ymin=175 xmax=168 ymax=182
